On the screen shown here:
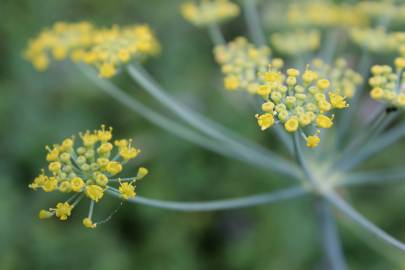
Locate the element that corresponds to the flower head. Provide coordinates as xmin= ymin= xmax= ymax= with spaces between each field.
xmin=214 ymin=37 xmax=271 ymax=93
xmin=311 ymin=58 xmax=363 ymax=99
xmin=24 ymin=21 xmax=95 ymax=71
xmin=255 ymin=63 xmax=350 ymax=147
xmin=25 ymin=22 xmax=160 ymax=78
xmin=271 ymin=30 xmax=320 ymax=56
xmin=81 ymin=25 xmax=160 ymax=78
xmin=287 ymin=2 xmax=366 ymax=28
xmin=29 ymin=125 xmax=148 ymax=228
xmin=181 ymin=0 xmax=240 ymax=27
xmin=350 ymin=27 xmax=405 ymax=54
xmin=369 ymin=59 xmax=405 ymax=108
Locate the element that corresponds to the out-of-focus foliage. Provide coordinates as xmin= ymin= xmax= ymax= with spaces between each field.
xmin=1 ymin=0 xmax=405 ymax=269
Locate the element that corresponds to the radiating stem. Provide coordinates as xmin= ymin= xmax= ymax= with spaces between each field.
xmin=339 ymin=169 xmax=405 ymax=187
xmin=316 ymin=198 xmax=348 ymax=270
xmin=337 ymin=122 xmax=405 ymax=172
xmin=207 ymin=23 xmax=225 ymax=46
xmin=78 ymin=64 xmax=231 ymax=158
xmin=243 ymin=0 xmax=266 ymax=46
xmin=127 ymin=63 xmax=302 ymax=179
xmin=106 ymin=186 xmax=307 ymax=212
xmin=292 ymin=132 xmax=315 ymax=185
xmin=326 ymin=191 xmax=405 ymax=252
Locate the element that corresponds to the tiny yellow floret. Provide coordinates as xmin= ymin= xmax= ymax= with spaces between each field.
xmin=119 ymin=182 xmax=136 ymax=200
xmin=55 ymin=202 xmax=73 ymax=221
xmin=86 ymin=185 xmax=104 ymax=202
xmin=83 ymin=218 xmax=97 ymax=229
xmin=316 ymin=115 xmax=333 ymax=128
xmin=255 ymin=113 xmax=275 ymax=131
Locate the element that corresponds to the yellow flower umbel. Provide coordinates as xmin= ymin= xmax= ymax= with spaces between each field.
xmin=214 ymin=37 xmax=271 ymax=93
xmin=82 ymin=25 xmax=160 ymax=78
xmin=369 ymin=59 xmax=405 ymax=108
xmin=287 ymin=1 xmax=367 ymax=28
xmin=181 ymin=0 xmax=240 ymax=27
xmin=271 ymin=30 xmax=320 ymax=56
xmin=311 ymin=58 xmax=363 ymax=99
xmin=25 ymin=22 xmax=160 ymax=78
xmin=254 ymin=63 xmax=350 ymax=147
xmin=29 ymin=125 xmax=148 ymax=228
xmin=24 ymin=21 xmax=95 ymax=71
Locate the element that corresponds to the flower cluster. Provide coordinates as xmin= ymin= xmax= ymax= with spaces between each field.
xmin=214 ymin=37 xmax=271 ymax=93
xmin=356 ymin=1 xmax=405 ymax=25
xmin=270 ymin=30 xmax=320 ymax=56
xmin=255 ymin=64 xmax=349 ymax=148
xmin=287 ymin=2 xmax=367 ymax=28
xmin=369 ymin=58 xmax=405 ymax=108
xmin=181 ymin=0 xmax=240 ymax=27
xmin=25 ymin=21 xmax=160 ymax=78
xmin=350 ymin=27 xmax=405 ymax=54
xmin=29 ymin=125 xmax=148 ymax=228
xmin=24 ymin=22 xmax=95 ymax=71
xmin=78 ymin=25 xmax=160 ymax=78
xmin=311 ymin=58 xmax=363 ymax=99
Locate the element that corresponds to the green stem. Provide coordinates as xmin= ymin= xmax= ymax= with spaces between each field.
xmin=207 ymin=23 xmax=225 ymax=46
xmin=339 ymin=169 xmax=405 ymax=187
xmin=326 ymin=191 xmax=405 ymax=252
xmin=243 ymin=0 xmax=266 ymax=46
xmin=78 ymin=64 xmax=233 ymax=158
xmin=106 ymin=186 xmax=306 ymax=212
xmin=336 ymin=121 xmax=405 ymax=172
xmin=315 ymin=198 xmax=347 ymax=270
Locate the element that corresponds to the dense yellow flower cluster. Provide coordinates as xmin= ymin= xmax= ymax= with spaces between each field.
xmin=287 ymin=2 xmax=367 ymax=28
xmin=350 ymin=27 xmax=405 ymax=54
xmin=25 ymin=21 xmax=160 ymax=78
xmin=24 ymin=22 xmax=95 ymax=71
xmin=214 ymin=37 xmax=271 ymax=93
xmin=255 ymin=64 xmax=349 ymax=148
xmin=369 ymin=58 xmax=405 ymax=108
xmin=29 ymin=125 xmax=148 ymax=228
xmin=270 ymin=30 xmax=320 ymax=56
xmin=181 ymin=0 xmax=240 ymax=27
xmin=311 ymin=58 xmax=363 ymax=99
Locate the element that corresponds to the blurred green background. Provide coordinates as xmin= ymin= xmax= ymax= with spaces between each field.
xmin=1 ymin=0 xmax=405 ymax=269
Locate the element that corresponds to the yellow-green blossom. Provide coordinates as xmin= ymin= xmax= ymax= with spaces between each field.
xmin=311 ymin=58 xmax=363 ymax=99
xmin=25 ymin=22 xmax=160 ymax=78
xmin=350 ymin=27 xmax=405 ymax=54
xmin=287 ymin=1 xmax=367 ymax=28
xmin=24 ymin=21 xmax=95 ymax=71
xmin=369 ymin=58 xmax=405 ymax=108
xmin=181 ymin=0 xmax=240 ymax=27
xmin=214 ymin=37 xmax=271 ymax=93
xmin=255 ymin=63 xmax=349 ymax=147
xmin=271 ymin=30 xmax=320 ymax=56
xmin=29 ymin=125 xmax=148 ymax=228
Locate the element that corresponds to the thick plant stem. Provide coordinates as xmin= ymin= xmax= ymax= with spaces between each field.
xmin=78 ymin=64 xmax=230 ymax=157
xmin=340 ymin=169 xmax=405 ymax=187
xmin=292 ymin=134 xmax=347 ymax=269
xmin=207 ymin=23 xmax=225 ymax=46
xmin=106 ymin=186 xmax=307 ymax=212
xmin=243 ymin=0 xmax=266 ymax=46
xmin=316 ymin=198 xmax=348 ymax=270
xmin=127 ymin=63 xmax=302 ymax=179
xmin=326 ymin=191 xmax=405 ymax=252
